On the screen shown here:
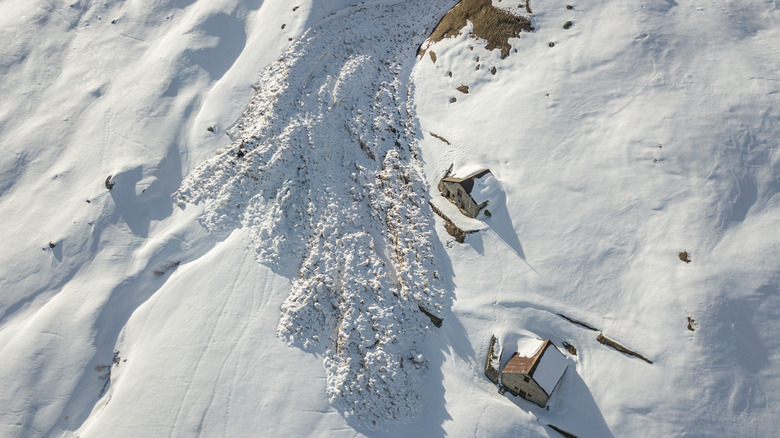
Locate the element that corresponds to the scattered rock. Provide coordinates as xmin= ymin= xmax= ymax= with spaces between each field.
xmin=456 ymin=84 xmax=470 ymax=94
xmin=549 ymin=41 xmax=555 ymax=47
xmin=687 ymin=316 xmax=697 ymax=331
xmin=562 ymin=341 xmax=577 ymax=355
xmin=48 ymin=241 xmax=56 ymax=249
xmin=293 ymin=6 xmax=299 ymax=11
xmin=105 ymin=175 xmax=115 ymax=190
xmin=490 ymin=66 xmax=497 ymax=75
xmin=450 ymin=97 xmax=457 ymax=103
xmin=281 ymin=23 xmax=286 ymax=29
xmin=679 ymin=251 xmax=691 ymax=263
xmin=563 ymin=21 xmax=573 ymax=29
xmin=207 ymin=126 xmax=215 ymax=132
xmin=429 ymin=51 xmax=437 ymax=63
xmin=566 ymin=4 xmax=574 ymax=10
xmin=448 ymin=71 xmax=452 ymax=77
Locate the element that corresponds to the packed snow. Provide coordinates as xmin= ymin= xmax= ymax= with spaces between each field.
xmin=0 ymin=0 xmax=779 ymax=437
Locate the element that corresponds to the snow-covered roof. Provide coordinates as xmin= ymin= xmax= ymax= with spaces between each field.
xmin=502 ymin=339 xmax=568 ymax=396
xmin=429 ymin=196 xmax=488 ymax=232
xmin=469 ymin=172 xmax=498 ymax=205
xmin=516 ymin=337 xmax=545 ymax=358
xmin=532 ymin=343 xmax=567 ymax=396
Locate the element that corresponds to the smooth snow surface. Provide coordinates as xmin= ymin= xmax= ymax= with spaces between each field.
xmin=1 ymin=0 xmax=779 ymax=436
xmin=532 ymin=345 xmax=568 ymax=397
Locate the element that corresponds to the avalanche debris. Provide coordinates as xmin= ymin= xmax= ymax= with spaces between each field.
xmin=176 ymin=0 xmax=454 ymax=428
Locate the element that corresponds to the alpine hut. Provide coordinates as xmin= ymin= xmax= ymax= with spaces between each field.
xmin=500 ymin=339 xmax=568 ymax=407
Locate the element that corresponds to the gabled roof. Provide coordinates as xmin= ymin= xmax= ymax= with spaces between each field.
xmin=501 ymin=339 xmax=568 ymax=396
xmin=502 ymin=339 xmax=547 ymax=375
xmin=441 ymin=169 xmax=491 ymax=195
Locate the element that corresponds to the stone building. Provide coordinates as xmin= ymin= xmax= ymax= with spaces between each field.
xmin=437 ymin=169 xmax=492 ymax=218
xmin=501 ymin=339 xmax=567 ymax=407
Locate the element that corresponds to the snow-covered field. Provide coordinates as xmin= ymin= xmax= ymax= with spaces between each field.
xmin=1 ymin=0 xmax=778 ymax=436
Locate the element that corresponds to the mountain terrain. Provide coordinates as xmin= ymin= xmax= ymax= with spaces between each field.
xmin=1 ymin=0 xmax=779 ymax=436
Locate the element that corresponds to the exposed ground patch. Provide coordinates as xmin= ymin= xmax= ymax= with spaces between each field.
xmin=558 ymin=313 xmax=599 ymax=331
xmin=422 ymin=0 xmax=534 ymax=59
xmin=429 ymin=132 xmax=451 ymax=145
xmin=597 ymin=333 xmax=653 ymax=364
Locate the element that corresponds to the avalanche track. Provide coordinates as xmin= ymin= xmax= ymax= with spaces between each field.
xmin=177 ymin=0 xmax=455 ymax=427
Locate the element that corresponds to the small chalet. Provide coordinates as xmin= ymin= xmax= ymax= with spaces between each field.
xmin=438 ymin=169 xmax=492 ymax=218
xmin=501 ymin=339 xmax=567 ymax=407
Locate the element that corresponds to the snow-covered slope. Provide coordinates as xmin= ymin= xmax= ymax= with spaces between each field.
xmin=0 ymin=0 xmax=778 ymax=436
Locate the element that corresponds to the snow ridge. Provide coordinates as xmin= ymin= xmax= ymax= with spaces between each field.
xmin=177 ymin=0 xmax=453 ymax=427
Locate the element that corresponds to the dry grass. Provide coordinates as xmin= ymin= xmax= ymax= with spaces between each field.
xmin=424 ymin=0 xmax=534 ymax=59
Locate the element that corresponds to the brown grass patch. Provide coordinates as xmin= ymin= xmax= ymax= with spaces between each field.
xmin=423 ymin=0 xmax=534 ymax=59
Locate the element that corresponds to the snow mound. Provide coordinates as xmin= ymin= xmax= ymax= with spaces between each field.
xmin=176 ymin=0 xmax=454 ymax=428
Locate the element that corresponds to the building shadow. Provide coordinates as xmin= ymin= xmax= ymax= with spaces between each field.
xmin=483 ymin=200 xmax=526 ymax=260
xmin=503 ymin=361 xmax=614 ymax=438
